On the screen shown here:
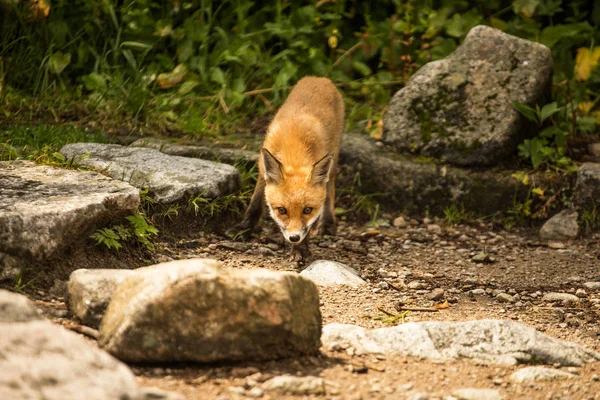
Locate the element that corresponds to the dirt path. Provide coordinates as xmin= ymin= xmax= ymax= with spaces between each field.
xmin=36 ymin=219 xmax=600 ymax=399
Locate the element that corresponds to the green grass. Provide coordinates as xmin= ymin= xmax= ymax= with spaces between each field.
xmin=580 ymin=201 xmax=600 ymax=234
xmin=0 ymin=124 xmax=107 ymax=161
xmin=443 ymin=204 xmax=474 ymax=225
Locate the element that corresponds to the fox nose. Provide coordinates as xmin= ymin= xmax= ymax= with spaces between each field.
xmin=289 ymin=234 xmax=301 ymax=243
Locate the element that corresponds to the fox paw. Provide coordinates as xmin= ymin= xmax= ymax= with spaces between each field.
xmin=288 ymin=248 xmax=311 ymax=264
xmin=317 ymin=222 xmax=336 ymax=237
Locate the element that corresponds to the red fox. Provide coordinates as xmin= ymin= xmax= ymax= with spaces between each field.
xmin=234 ymin=77 xmax=344 ymax=261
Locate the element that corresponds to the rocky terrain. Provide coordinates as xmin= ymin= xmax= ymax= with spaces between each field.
xmin=1 ymin=25 xmax=600 ymax=400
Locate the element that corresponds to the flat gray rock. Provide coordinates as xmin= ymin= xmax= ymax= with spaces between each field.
xmin=0 ymin=317 xmax=140 ymax=400
xmin=60 ymin=143 xmax=240 ymax=203
xmin=453 ymin=388 xmax=503 ymax=400
xmin=300 ymin=260 xmax=366 ymax=286
xmin=131 ymin=137 xmax=259 ymax=165
xmin=262 ymin=376 xmax=325 ymax=396
xmin=539 ymin=209 xmax=579 ymax=241
xmin=0 ymin=289 xmax=43 ymax=322
xmin=0 ymin=161 xmax=139 ymax=280
xmin=99 ymin=259 xmax=321 ymax=363
xmin=322 ymin=320 xmax=600 ymax=366
xmin=383 ymin=25 xmax=552 ymax=166
xmin=542 ymin=292 xmax=581 ymax=305
xmin=584 ymin=282 xmax=600 ymax=290
xmin=509 ymin=366 xmax=576 ymax=383
xmin=67 ymin=269 xmax=135 ymax=328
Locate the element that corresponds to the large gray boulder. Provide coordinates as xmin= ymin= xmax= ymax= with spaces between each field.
xmin=60 ymin=143 xmax=241 ymax=203
xmin=130 ymin=137 xmax=258 ymax=165
xmin=383 ymin=25 xmax=552 ymax=166
xmin=0 ymin=161 xmax=139 ymax=280
xmin=99 ymin=259 xmax=322 ymax=363
xmin=0 ymin=292 xmax=141 ymax=400
xmin=574 ymin=162 xmax=600 ymax=209
xmin=67 ymin=269 xmax=135 ymax=328
xmin=322 ymin=320 xmax=600 ymax=366
xmin=339 ymin=134 xmax=566 ymax=216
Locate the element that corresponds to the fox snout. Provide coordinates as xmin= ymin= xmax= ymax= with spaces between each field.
xmin=281 ymin=225 xmax=311 ymax=244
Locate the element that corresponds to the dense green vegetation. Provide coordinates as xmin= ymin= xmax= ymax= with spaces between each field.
xmin=1 ymin=0 xmax=599 ymax=169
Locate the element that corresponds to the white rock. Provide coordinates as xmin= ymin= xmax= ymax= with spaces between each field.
xmin=321 ymin=319 xmax=600 ymax=366
xmin=539 ymin=209 xmax=579 ymax=241
xmin=584 ymin=282 xmax=600 ymax=290
xmin=509 ymin=366 xmax=576 ymax=383
xmin=453 ymin=388 xmax=503 ymax=400
xmin=300 ymin=260 xmax=366 ymax=286
xmin=67 ymin=269 xmax=135 ymax=328
xmin=262 ymin=376 xmax=325 ymax=396
xmin=542 ymin=292 xmax=581 ymax=305
xmin=0 ymin=289 xmax=43 ymax=322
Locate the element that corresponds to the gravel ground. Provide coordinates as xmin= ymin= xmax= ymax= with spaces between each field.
xmin=34 ymin=216 xmax=600 ymax=399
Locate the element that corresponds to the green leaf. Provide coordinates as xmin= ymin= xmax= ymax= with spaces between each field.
xmin=48 ymin=52 xmax=71 ymax=75
xmin=392 ymin=20 xmax=409 ymax=34
xmin=512 ymin=0 xmax=540 ymax=18
xmin=81 ymin=72 xmax=107 ymax=92
xmin=594 ymin=1 xmax=600 ymax=26
xmin=177 ymin=39 xmax=194 ymax=63
xmin=540 ymin=102 xmax=561 ymax=121
xmin=445 ymin=10 xmax=482 ymax=38
xmin=540 ymin=22 xmax=592 ymax=48
xmin=52 ymin=152 xmax=65 ymax=162
xmin=120 ymin=41 xmax=152 ymax=50
xmin=210 ymin=67 xmax=226 ymax=86
xmin=352 ymin=61 xmax=372 ymax=76
xmin=274 ymin=61 xmax=298 ymax=88
xmin=512 ymin=101 xmax=538 ymax=123
xmin=177 ymin=80 xmax=199 ymax=95
xmin=529 ymin=138 xmax=545 ymax=168
xmin=445 ymin=14 xmax=465 ymax=38
xmin=489 ymin=17 xmax=508 ymax=31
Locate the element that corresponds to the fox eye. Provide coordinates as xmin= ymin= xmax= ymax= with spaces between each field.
xmin=277 ymin=207 xmax=287 ymax=215
xmin=303 ymin=207 xmax=313 ymax=215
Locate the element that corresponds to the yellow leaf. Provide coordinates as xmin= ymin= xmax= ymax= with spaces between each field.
xmin=434 ymin=300 xmax=450 ymax=309
xmin=578 ymin=101 xmax=594 ymax=115
xmin=532 ymin=187 xmax=545 ymax=198
xmin=328 ymin=36 xmax=338 ymax=49
xmin=30 ymin=0 xmax=50 ymax=19
xmin=156 ymin=64 xmax=188 ymax=89
xmin=594 ymin=110 xmax=600 ymax=125
xmin=575 ymin=48 xmax=592 ymax=81
xmin=593 ymin=47 xmax=600 ymax=65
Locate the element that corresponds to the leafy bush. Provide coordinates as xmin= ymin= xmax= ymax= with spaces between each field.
xmin=91 ymin=211 xmax=158 ymax=251
xmin=1 ymin=0 xmax=599 ymax=166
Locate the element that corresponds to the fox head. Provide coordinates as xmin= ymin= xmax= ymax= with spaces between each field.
xmin=261 ymin=148 xmax=333 ymax=244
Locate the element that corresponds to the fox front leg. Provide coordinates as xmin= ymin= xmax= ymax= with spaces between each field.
xmin=289 ymin=236 xmax=311 ymax=264
xmin=317 ymin=175 xmax=337 ymax=236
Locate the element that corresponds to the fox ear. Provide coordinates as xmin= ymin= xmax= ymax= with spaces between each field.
xmin=261 ymin=148 xmax=284 ymax=184
xmin=310 ymin=153 xmax=333 ymax=186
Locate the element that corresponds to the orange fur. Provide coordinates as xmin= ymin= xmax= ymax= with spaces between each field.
xmin=261 ymin=76 xmax=344 ymax=244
